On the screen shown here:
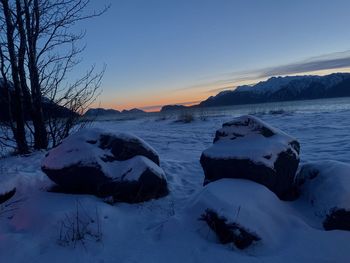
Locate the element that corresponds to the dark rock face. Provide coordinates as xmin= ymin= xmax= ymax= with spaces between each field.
xmin=0 ymin=188 xmax=16 ymax=204
xmin=42 ymin=129 xmax=168 ymax=203
xmin=44 ymin=164 xmax=107 ymax=195
xmin=99 ymin=134 xmax=160 ymax=165
xmin=200 ymin=115 xmax=300 ymax=200
xmin=324 ymin=208 xmax=350 ymax=231
xmin=296 ymin=161 xmax=350 ymax=231
xmin=98 ymin=168 xmax=169 ymax=203
xmin=200 ymin=209 xmax=260 ymax=249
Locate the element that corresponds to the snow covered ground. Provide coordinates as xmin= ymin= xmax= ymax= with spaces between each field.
xmin=1 ymin=98 xmax=350 ymax=263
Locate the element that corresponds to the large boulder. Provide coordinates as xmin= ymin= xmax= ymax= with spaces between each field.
xmin=296 ymin=161 xmax=350 ymax=231
xmin=200 ymin=115 xmax=300 ymax=200
xmin=41 ymin=128 xmax=168 ymax=203
xmin=188 ymin=179 xmax=301 ymax=250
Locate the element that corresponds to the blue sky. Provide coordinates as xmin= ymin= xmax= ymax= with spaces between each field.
xmin=79 ymin=0 xmax=350 ymax=111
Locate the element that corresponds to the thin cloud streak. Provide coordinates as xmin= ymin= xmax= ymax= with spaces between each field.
xmin=260 ymin=55 xmax=350 ymax=78
xmin=178 ymin=50 xmax=350 ymax=95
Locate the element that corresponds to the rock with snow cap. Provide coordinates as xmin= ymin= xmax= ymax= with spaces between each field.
xmin=200 ymin=115 xmax=300 ymax=200
xmin=296 ymin=160 xmax=350 ymax=231
xmin=41 ymin=128 xmax=168 ymax=203
xmin=188 ymin=179 xmax=301 ymax=249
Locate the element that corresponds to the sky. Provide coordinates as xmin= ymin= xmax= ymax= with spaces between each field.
xmin=78 ymin=0 xmax=350 ymax=111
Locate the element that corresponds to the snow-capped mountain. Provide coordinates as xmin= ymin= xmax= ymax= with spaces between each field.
xmin=199 ymin=73 xmax=350 ymax=107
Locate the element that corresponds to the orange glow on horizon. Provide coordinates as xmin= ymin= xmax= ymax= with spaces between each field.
xmin=96 ymin=94 xmax=205 ymax=112
xmin=92 ymin=67 xmax=350 ymax=112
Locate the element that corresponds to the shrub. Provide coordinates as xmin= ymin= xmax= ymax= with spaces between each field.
xmin=57 ymin=200 xmax=102 ymax=248
xmin=175 ymin=112 xmax=194 ymax=123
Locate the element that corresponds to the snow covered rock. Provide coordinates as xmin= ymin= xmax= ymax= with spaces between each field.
xmin=41 ymin=128 xmax=168 ymax=203
xmin=296 ymin=161 xmax=350 ymax=231
xmin=200 ymin=115 xmax=300 ymax=200
xmin=189 ymin=179 xmax=300 ymax=249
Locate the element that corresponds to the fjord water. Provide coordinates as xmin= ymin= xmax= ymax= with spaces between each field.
xmin=154 ymin=97 xmax=350 ymax=164
xmin=101 ymin=97 xmax=350 ymax=166
xmin=197 ymin=97 xmax=350 ymax=163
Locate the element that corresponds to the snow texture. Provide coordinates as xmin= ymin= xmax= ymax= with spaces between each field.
xmin=1 ymin=101 xmax=350 ymax=263
xmin=0 ymin=175 xmax=16 ymax=196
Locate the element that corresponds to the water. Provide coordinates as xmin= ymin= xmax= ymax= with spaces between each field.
xmin=153 ymin=97 xmax=350 ymax=164
xmin=185 ymin=97 xmax=350 ymax=117
xmin=198 ymin=97 xmax=350 ymax=164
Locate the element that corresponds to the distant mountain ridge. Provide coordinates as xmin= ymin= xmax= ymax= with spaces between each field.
xmin=0 ymin=79 xmax=77 ymax=121
xmin=86 ymin=73 xmax=350 ymax=115
xmin=121 ymin=108 xmax=145 ymax=114
xmin=199 ymin=73 xmax=350 ymax=107
xmin=160 ymin=105 xmax=187 ymax=112
xmin=84 ymin=108 xmax=120 ymax=117
xmin=84 ymin=107 xmax=145 ymax=117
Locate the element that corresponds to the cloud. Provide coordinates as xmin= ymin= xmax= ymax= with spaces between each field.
xmin=177 ymin=50 xmax=350 ymax=94
xmin=258 ymin=50 xmax=350 ymax=78
xmin=207 ymin=86 xmax=237 ymax=94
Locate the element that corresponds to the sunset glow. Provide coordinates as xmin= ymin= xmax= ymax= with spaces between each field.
xmin=83 ymin=1 xmax=350 ymax=112
xmin=97 ymin=66 xmax=350 ymax=112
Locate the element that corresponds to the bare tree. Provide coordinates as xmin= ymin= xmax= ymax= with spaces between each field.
xmin=19 ymin=0 xmax=48 ymax=149
xmin=0 ymin=43 xmax=17 ymax=152
xmin=0 ymin=0 xmax=108 ymax=153
xmin=47 ymin=65 xmax=104 ymax=147
xmin=23 ymin=0 xmax=108 ymax=147
xmin=1 ymin=0 xmax=28 ymax=154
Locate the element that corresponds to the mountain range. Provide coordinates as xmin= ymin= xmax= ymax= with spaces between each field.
xmin=0 ymin=80 xmax=76 ymax=121
xmin=77 ymin=73 xmax=350 ymax=115
xmin=84 ymin=107 xmax=145 ymax=117
xmin=198 ymin=73 xmax=350 ymax=107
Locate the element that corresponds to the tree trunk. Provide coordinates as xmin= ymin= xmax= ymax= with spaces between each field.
xmin=22 ymin=0 xmax=48 ymax=149
xmin=1 ymin=0 xmax=29 ymax=154
xmin=16 ymin=0 xmax=33 ymax=115
xmin=0 ymin=46 xmax=16 ymax=135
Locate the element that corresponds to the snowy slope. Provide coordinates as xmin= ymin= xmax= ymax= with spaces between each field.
xmin=1 ymin=107 xmax=350 ymax=263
